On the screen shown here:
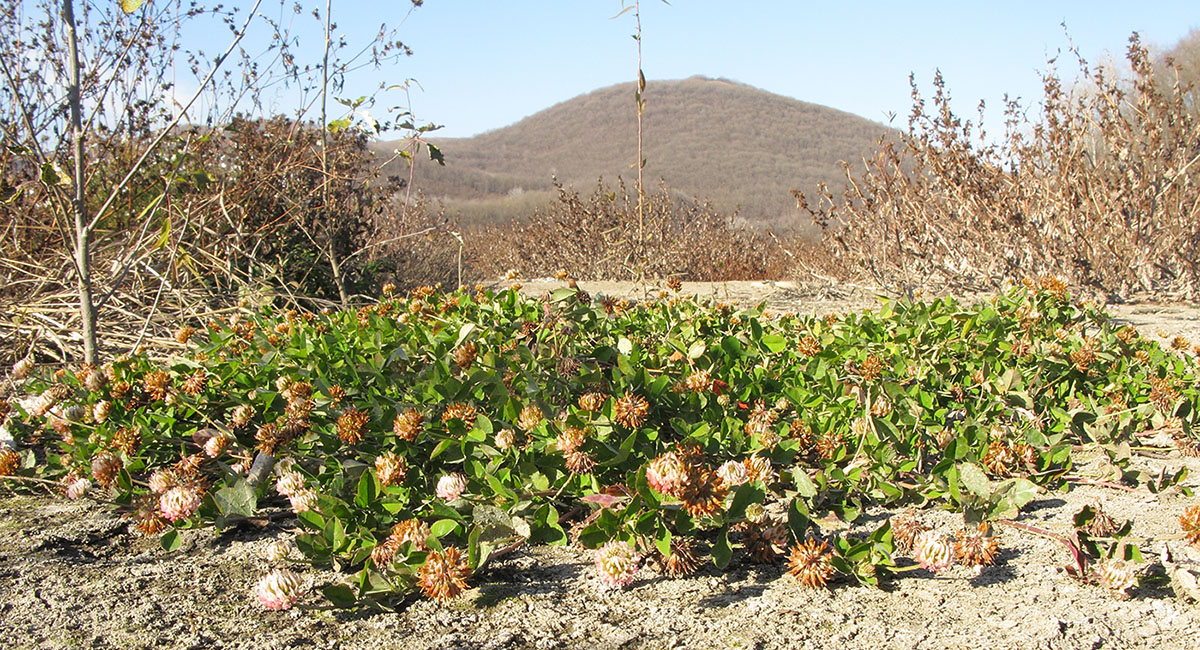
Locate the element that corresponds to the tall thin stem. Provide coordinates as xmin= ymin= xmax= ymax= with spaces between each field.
xmin=320 ymin=0 xmax=349 ymax=308
xmin=633 ymin=0 xmax=646 ymax=278
xmin=62 ymin=0 xmax=97 ymax=364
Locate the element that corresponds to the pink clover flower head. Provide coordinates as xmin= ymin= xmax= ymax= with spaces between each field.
xmin=288 ymin=488 xmax=319 ymax=514
xmin=65 ymin=477 xmax=91 ymax=500
xmin=436 ymin=473 xmax=468 ymax=501
xmin=594 ymin=540 xmax=640 ymax=589
xmin=159 ymin=485 xmax=203 ymax=522
xmin=256 ymin=568 xmax=305 ymax=610
xmin=913 ymin=530 xmax=954 ymax=573
xmin=274 ymin=469 xmax=305 ymax=497
xmin=716 ymin=460 xmax=749 ymax=487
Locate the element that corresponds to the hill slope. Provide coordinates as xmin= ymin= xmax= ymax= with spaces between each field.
xmin=372 ymin=76 xmax=896 ymax=230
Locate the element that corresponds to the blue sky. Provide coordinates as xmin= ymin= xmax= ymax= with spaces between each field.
xmin=221 ymin=1 xmax=1198 ymax=139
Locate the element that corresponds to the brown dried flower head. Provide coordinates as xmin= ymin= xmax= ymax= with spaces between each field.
xmin=175 ymin=326 xmax=195 ymax=345
xmin=655 ymin=537 xmax=702 ymax=578
xmin=143 ymin=371 xmax=170 ymax=402
xmin=860 ymin=354 xmax=884 ymax=382
xmin=679 ymin=469 xmax=728 ymax=518
xmin=393 ymin=409 xmax=424 ymax=442
xmin=565 ymin=449 xmax=596 ymax=474
xmin=982 ymin=441 xmax=1017 ymax=476
xmin=255 ymin=423 xmax=282 ymax=455
xmin=1082 ymin=504 xmax=1121 ymax=538
xmin=556 ymin=426 xmax=587 ymax=453
xmin=375 ymin=452 xmax=408 ymax=487
xmin=91 ymin=451 xmax=122 ymax=487
xmin=1180 ymin=505 xmax=1200 ymax=549
xmin=685 ymin=369 xmax=713 ymax=393
xmin=578 ymin=392 xmax=607 ymax=412
xmin=0 ymin=449 xmax=19 ymax=476
xmin=517 ymin=405 xmax=544 ymax=432
xmin=337 ymin=408 xmax=369 ymax=445
xmin=393 ymin=518 xmax=432 ymax=550
xmin=787 ymin=539 xmax=835 ymax=588
xmin=371 ymin=536 xmax=403 ymax=569
xmin=788 ymin=420 xmax=814 ymax=448
xmin=1038 ymin=275 xmax=1068 ymax=301
xmin=954 ymin=523 xmax=1000 ymax=567
xmin=796 ymin=335 xmax=821 ymax=357
xmin=453 ymin=342 xmax=478 ymax=370
xmin=890 ymin=510 xmax=930 ymax=554
xmin=744 ymin=400 xmax=777 ymax=437
xmin=742 ymin=454 xmax=776 ymax=484
xmin=745 ymin=520 xmax=790 ymax=564
xmin=181 ymin=369 xmax=207 ymax=396
xmin=441 ymin=402 xmax=478 ymax=428
xmin=111 ymin=426 xmax=141 ymax=456
xmin=1012 ymin=442 xmax=1039 ymax=469
xmin=815 ymin=430 xmax=845 ymax=460
xmin=129 ymin=494 xmax=168 ymax=537
xmin=417 ymin=546 xmax=471 ymax=601
xmin=1150 ymin=376 xmax=1180 ymax=413
xmin=1070 ymin=342 xmax=1097 ymax=373
xmin=613 ymin=393 xmax=650 ymax=430
xmin=1115 ymin=326 xmax=1138 ymax=345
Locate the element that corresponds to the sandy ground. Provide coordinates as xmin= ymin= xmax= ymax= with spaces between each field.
xmin=2 ymin=281 xmax=1199 ymax=650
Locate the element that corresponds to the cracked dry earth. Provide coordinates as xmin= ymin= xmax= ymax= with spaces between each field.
xmin=2 ymin=282 xmax=1200 ymax=650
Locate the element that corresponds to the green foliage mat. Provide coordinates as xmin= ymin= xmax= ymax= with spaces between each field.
xmin=5 ymin=280 xmax=1197 ymax=605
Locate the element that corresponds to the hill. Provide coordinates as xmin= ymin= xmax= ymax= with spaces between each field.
xmin=371 ymin=76 xmax=897 ymax=231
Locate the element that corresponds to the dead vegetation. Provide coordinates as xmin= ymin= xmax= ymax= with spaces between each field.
xmin=797 ymin=35 xmax=1200 ymax=300
xmin=466 ymin=178 xmax=794 ymax=282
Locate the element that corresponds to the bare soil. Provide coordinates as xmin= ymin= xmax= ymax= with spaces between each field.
xmin=3 ymin=281 xmax=1199 ymax=650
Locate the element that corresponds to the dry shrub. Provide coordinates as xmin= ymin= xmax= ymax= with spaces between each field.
xmin=467 ymin=178 xmax=790 ymax=281
xmin=370 ymin=193 xmax=463 ymax=291
xmin=0 ymin=114 xmax=458 ymax=363
xmin=798 ymin=34 xmax=1200 ymax=300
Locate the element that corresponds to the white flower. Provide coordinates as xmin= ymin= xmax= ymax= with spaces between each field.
xmin=716 ymin=460 xmax=749 ymax=487
xmin=148 ymin=469 xmax=178 ymax=494
xmin=274 ymin=469 xmax=305 ymax=497
xmin=436 ymin=473 xmax=467 ymax=501
xmin=204 ymin=434 xmax=229 ymax=458
xmin=913 ymin=530 xmax=954 ymax=573
xmin=65 ymin=478 xmax=91 ymax=500
xmin=594 ymin=540 xmax=639 ymax=589
xmin=264 ymin=539 xmax=292 ymax=563
xmin=1096 ymin=559 xmax=1138 ymax=592
xmin=288 ymin=488 xmax=318 ymax=514
xmin=12 ymin=358 xmax=33 ymax=380
xmin=255 ymin=568 xmax=305 ymax=610
xmin=159 ymin=485 xmax=203 ymax=522
xmin=92 ymin=401 xmax=111 ymax=424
